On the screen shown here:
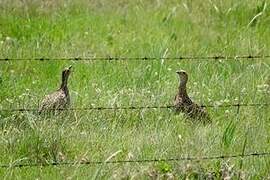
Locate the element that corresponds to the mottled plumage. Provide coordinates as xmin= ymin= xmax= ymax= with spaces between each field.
xmin=174 ymin=70 xmax=211 ymax=122
xmin=38 ymin=66 xmax=72 ymax=114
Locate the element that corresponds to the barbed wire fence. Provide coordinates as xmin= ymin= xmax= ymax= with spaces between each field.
xmin=0 ymin=102 xmax=268 ymax=169
xmin=1 ymin=54 xmax=268 ymax=113
xmin=1 ymin=54 xmax=269 ymax=170
xmin=0 ymin=103 xmax=269 ymax=112
xmin=1 ymin=55 xmax=270 ymax=61
xmin=0 ymin=152 xmax=270 ymax=168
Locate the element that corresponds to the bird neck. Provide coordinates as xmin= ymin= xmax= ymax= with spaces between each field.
xmin=60 ymin=74 xmax=69 ymax=90
xmin=178 ymin=79 xmax=188 ymax=97
xmin=60 ymin=84 xmax=68 ymax=92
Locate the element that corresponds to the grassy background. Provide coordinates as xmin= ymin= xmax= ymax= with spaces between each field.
xmin=0 ymin=0 xmax=270 ymax=179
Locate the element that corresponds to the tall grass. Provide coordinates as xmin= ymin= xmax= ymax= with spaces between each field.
xmin=0 ymin=0 xmax=270 ymax=178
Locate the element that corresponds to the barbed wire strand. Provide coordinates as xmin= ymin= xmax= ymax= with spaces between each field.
xmin=1 ymin=55 xmax=270 ymax=62
xmin=0 ymin=152 xmax=269 ymax=168
xmin=0 ymin=103 xmax=269 ymax=112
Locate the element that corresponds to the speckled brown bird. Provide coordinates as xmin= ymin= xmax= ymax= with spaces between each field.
xmin=38 ymin=66 xmax=72 ymax=114
xmin=174 ymin=70 xmax=211 ymax=123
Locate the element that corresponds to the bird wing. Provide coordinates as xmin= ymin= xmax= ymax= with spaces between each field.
xmin=186 ymin=102 xmax=211 ymax=122
xmin=38 ymin=90 xmax=67 ymax=112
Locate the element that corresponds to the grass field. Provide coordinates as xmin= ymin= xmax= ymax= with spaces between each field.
xmin=0 ymin=0 xmax=270 ymax=179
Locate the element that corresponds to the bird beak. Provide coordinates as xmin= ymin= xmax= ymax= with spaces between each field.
xmin=68 ymin=65 xmax=72 ymax=71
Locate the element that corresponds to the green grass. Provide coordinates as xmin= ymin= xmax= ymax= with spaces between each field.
xmin=0 ymin=0 xmax=270 ymax=179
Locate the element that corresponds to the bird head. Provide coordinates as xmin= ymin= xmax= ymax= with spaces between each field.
xmin=62 ymin=65 xmax=72 ymax=77
xmin=176 ymin=70 xmax=188 ymax=80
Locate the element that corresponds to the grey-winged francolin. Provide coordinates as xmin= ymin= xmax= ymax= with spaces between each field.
xmin=38 ymin=66 xmax=72 ymax=114
xmin=174 ymin=70 xmax=211 ymax=122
